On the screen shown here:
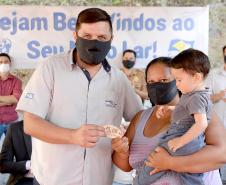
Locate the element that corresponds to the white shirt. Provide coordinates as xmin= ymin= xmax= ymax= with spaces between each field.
xmin=205 ymin=67 xmax=226 ymax=127
xmin=113 ymin=165 xmax=134 ymax=184
xmin=16 ymin=49 xmax=143 ymax=185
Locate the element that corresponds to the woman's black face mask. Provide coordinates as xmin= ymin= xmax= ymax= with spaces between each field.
xmin=146 ymin=80 xmax=178 ymax=105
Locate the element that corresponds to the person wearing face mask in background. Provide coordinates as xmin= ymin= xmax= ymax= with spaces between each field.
xmin=121 ymin=50 xmax=149 ymax=104
xmin=0 ymin=53 xmax=22 ymax=139
xmin=205 ymin=45 xmax=226 ymax=184
xmin=16 ymin=8 xmax=143 ymax=185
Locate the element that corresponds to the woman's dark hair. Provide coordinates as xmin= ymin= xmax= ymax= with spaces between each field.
xmin=170 ymin=48 xmax=210 ymax=79
xmin=0 ymin=53 xmax=11 ymax=62
xmin=145 ymin=57 xmax=171 ymax=82
xmin=76 ymin=8 xmax=112 ymax=33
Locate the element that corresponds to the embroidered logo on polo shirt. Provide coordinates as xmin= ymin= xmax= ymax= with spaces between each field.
xmin=105 ymin=100 xmax=117 ymax=108
xmin=25 ymin=93 xmax=34 ymax=99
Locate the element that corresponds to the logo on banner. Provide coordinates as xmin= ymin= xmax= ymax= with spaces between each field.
xmin=168 ymin=39 xmax=194 ymax=52
xmin=0 ymin=39 xmax=12 ymax=53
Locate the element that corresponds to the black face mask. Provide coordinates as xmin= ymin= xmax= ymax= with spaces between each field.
xmin=147 ymin=80 xmax=178 ymax=105
xmin=122 ymin=60 xmax=135 ymax=69
xmin=76 ymin=36 xmax=111 ymax=65
xmin=224 ymin=56 xmax=226 ymax=63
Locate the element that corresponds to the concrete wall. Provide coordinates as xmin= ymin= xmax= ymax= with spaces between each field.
xmin=1 ymin=0 xmax=226 ymax=86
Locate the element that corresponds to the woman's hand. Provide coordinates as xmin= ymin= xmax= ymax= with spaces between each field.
xmin=112 ymin=136 xmax=129 ymax=153
xmin=145 ymin=147 xmax=174 ymax=175
xmin=112 ymin=136 xmax=131 ymax=172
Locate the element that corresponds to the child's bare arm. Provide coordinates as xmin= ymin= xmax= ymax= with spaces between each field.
xmin=168 ymin=113 xmax=208 ymax=152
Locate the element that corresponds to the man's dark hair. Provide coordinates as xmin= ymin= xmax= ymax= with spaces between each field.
xmin=76 ymin=8 xmax=112 ymax=33
xmin=170 ymin=48 xmax=210 ymax=79
xmin=123 ymin=49 xmax=137 ymax=58
xmin=223 ymin=45 xmax=226 ymax=53
xmin=0 ymin=53 xmax=11 ymax=62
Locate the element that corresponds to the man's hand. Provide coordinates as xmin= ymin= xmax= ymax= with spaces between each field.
xmin=145 ymin=147 xmax=173 ymax=175
xmin=72 ymin=124 xmax=106 ymax=148
xmin=112 ymin=137 xmax=129 ymax=153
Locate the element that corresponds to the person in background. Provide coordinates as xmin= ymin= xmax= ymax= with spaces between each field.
xmin=0 ymin=121 xmax=32 ymax=185
xmin=121 ymin=49 xmax=148 ymax=102
xmin=205 ymin=45 xmax=226 ymax=184
xmin=0 ymin=53 xmax=22 ymax=139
